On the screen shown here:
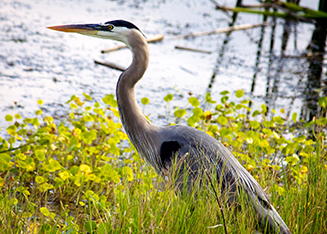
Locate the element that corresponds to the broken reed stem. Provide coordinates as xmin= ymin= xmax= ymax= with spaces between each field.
xmin=211 ymin=1 xmax=316 ymax=23
xmin=173 ymin=22 xmax=271 ymax=39
xmin=268 ymin=3 xmax=315 ymax=23
xmin=101 ymin=34 xmax=164 ymax=53
xmin=94 ymin=60 xmax=125 ymax=71
xmin=175 ymin=45 xmax=212 ymax=54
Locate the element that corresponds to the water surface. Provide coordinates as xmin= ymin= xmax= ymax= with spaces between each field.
xmin=0 ymin=0 xmax=325 ymax=134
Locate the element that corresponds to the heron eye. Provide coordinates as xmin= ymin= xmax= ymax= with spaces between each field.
xmin=107 ymin=25 xmax=114 ymax=30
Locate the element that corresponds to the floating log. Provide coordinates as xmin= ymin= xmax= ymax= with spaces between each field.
xmin=94 ymin=60 xmax=126 ymax=71
xmin=175 ymin=45 xmax=212 ymax=54
xmin=101 ymin=34 xmax=164 ymax=53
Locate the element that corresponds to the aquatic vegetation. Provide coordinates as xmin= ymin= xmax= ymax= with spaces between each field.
xmin=0 ymin=91 xmax=326 ymax=233
xmin=213 ymin=1 xmax=327 ymax=22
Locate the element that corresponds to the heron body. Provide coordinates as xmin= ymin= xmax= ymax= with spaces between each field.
xmin=48 ymin=20 xmax=291 ymax=234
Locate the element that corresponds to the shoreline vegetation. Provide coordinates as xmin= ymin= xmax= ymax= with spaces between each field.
xmin=0 ymin=91 xmax=326 ymax=233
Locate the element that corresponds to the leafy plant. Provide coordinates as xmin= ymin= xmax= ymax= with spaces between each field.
xmin=0 ymin=90 xmax=326 ymax=233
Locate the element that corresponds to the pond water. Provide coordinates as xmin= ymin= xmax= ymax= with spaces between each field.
xmin=0 ymin=0 xmax=325 ymax=135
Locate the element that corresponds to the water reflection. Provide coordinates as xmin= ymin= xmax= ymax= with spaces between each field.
xmin=207 ymin=0 xmax=326 ymax=121
xmin=304 ymin=5 xmax=327 ymax=120
xmin=207 ymin=0 xmax=242 ymax=94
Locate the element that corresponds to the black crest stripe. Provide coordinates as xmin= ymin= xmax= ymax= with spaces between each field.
xmin=105 ymin=20 xmax=140 ymax=31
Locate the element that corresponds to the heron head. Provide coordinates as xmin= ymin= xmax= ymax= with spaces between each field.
xmin=47 ymin=19 xmax=144 ymax=45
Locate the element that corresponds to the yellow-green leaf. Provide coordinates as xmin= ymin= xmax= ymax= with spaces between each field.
xmin=70 ymin=103 xmax=78 ymax=109
xmin=42 ymin=158 xmax=61 ymax=172
xmin=122 ymin=166 xmax=133 ymax=181
xmin=40 ymin=207 xmax=50 ymax=216
xmin=174 ymin=109 xmax=187 ymax=118
xmin=35 ymin=110 xmax=42 ymax=115
xmin=189 ymin=97 xmax=200 ymax=107
xmin=83 ymin=92 xmax=92 ymax=101
xmin=220 ymin=90 xmax=230 ymax=95
xmin=44 ymin=116 xmax=54 ymax=123
xmin=102 ymin=94 xmax=117 ymax=107
xmin=273 ymin=185 xmax=285 ymax=196
xmin=272 ymin=131 xmax=280 ymax=139
xmin=318 ymin=96 xmax=327 ymax=108
xmin=292 ymin=113 xmax=297 ymax=123
xmin=235 ymin=89 xmax=244 ymax=98
xmin=94 ymin=101 xmax=100 ymax=108
xmin=0 ymin=154 xmax=12 ymax=171
xmin=6 ymin=125 xmax=17 ymax=135
xmin=141 ymin=97 xmax=150 ymax=105
xmin=217 ymin=116 xmax=228 ymax=125
xmin=193 ymin=107 xmax=203 ymax=116
xmin=300 ymin=166 xmax=308 ymax=174
xmin=5 ymin=114 xmax=13 ymax=122
xmin=35 ymin=176 xmax=45 ymax=184
xmin=249 ymin=121 xmax=260 ymax=129
xmin=164 ymin=94 xmax=173 ymax=102
xmin=35 ymin=150 xmax=45 ymax=161
xmin=285 ymin=155 xmax=299 ymax=165
xmin=83 ymin=115 xmax=94 ymax=122
xmin=272 ymin=116 xmax=285 ymax=125
xmin=39 ymin=183 xmax=54 ymax=192
xmin=59 ymin=171 xmax=70 ymax=180
xmin=80 ymin=164 xmax=92 ymax=173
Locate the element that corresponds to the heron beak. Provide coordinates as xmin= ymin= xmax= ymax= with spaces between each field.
xmin=47 ymin=24 xmax=101 ymax=35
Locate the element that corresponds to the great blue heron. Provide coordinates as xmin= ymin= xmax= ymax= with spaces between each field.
xmin=48 ymin=20 xmax=291 ymax=234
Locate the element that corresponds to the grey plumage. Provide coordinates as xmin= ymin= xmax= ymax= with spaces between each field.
xmin=159 ymin=125 xmax=290 ymax=234
xmin=48 ymin=19 xmax=291 ymax=234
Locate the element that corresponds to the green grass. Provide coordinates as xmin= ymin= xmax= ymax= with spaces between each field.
xmin=0 ymin=91 xmax=326 ymax=233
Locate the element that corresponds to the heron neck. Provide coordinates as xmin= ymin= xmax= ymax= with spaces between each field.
xmin=116 ymin=31 xmax=161 ymax=170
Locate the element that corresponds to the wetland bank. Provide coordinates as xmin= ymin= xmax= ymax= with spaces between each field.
xmin=0 ymin=0 xmax=326 ymax=233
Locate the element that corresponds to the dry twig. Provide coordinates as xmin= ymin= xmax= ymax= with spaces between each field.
xmin=94 ymin=60 xmax=126 ymax=71
xmin=101 ymin=34 xmax=164 ymax=53
xmin=175 ymin=45 xmax=212 ymax=54
xmin=173 ymin=22 xmax=271 ymax=39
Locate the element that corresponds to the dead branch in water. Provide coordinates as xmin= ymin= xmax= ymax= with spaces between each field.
xmin=94 ymin=60 xmax=126 ymax=71
xmin=101 ymin=34 xmax=164 ymax=53
xmin=175 ymin=46 xmax=212 ymax=54
xmin=173 ymin=22 xmax=271 ymax=39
